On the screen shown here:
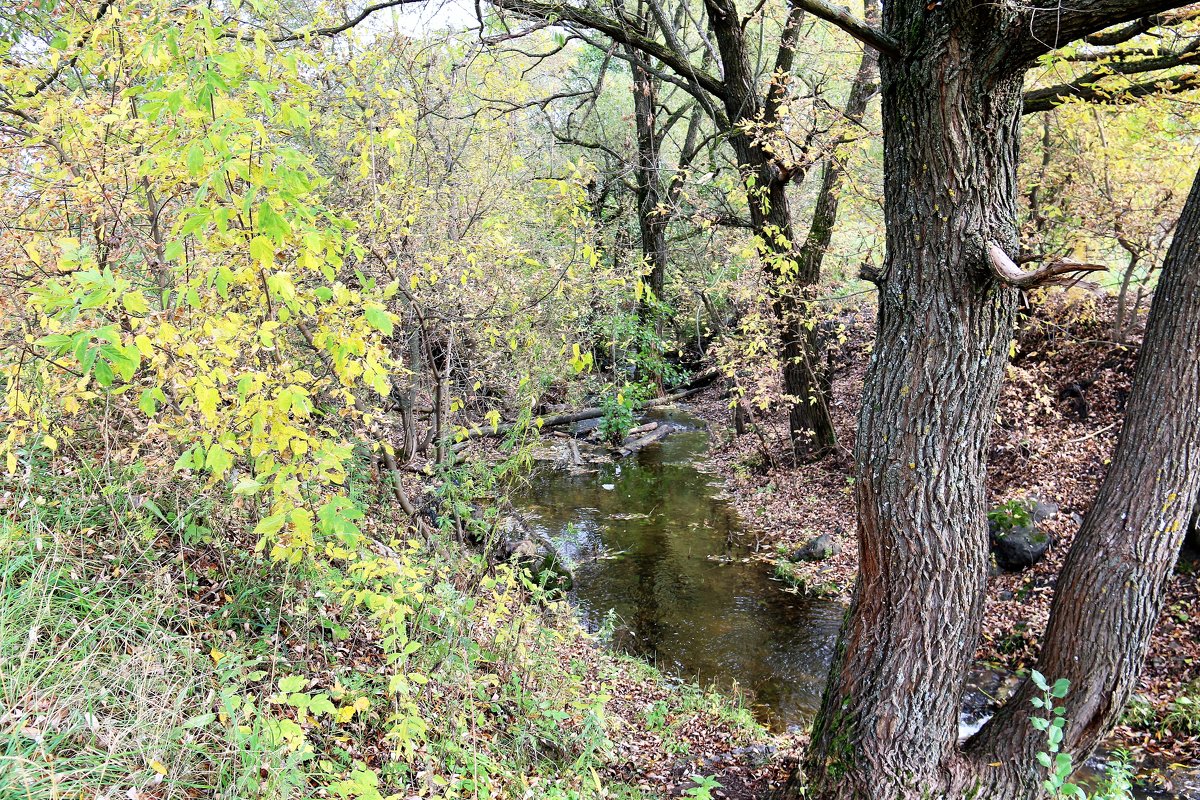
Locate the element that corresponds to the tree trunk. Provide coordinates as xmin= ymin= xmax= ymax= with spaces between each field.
xmin=780 ymin=0 xmax=881 ymax=462
xmin=702 ymin=0 xmax=837 ymax=461
xmin=963 ymin=164 xmax=1200 ymax=795
xmin=801 ymin=5 xmax=1026 ymax=796
xmin=799 ymin=60 xmax=1200 ymax=792
xmin=628 ymin=50 xmax=669 ymax=320
xmin=795 ymin=0 xmax=881 ymax=284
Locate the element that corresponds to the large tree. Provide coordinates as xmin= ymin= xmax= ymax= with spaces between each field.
xmin=773 ymin=1 xmax=1200 ymax=797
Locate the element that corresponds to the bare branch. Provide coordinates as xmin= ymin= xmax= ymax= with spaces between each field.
xmin=987 ymin=242 xmax=1107 ymax=288
xmin=1084 ymin=6 xmax=1200 ymax=45
xmin=490 ymin=0 xmax=727 ymax=98
xmin=221 ymin=0 xmax=431 ymax=42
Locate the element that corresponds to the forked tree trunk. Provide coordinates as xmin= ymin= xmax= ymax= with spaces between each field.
xmin=796 ymin=9 xmax=1200 ymax=783
xmin=792 ymin=0 xmax=1029 ymax=793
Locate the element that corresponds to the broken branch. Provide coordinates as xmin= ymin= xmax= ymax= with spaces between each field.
xmin=987 ymin=242 xmax=1108 ymax=289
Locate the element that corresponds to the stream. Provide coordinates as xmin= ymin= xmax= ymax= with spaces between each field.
xmin=515 ymin=409 xmax=842 ymax=730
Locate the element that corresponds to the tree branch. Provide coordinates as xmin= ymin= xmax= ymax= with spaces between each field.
xmin=12 ymin=1 xmax=113 ymax=100
xmin=1084 ymin=7 xmax=1200 ymax=45
xmin=222 ymin=0 xmax=432 ymax=42
xmin=987 ymin=242 xmax=1107 ymax=288
xmin=1023 ymin=68 xmax=1200 ymax=113
xmin=1008 ymin=1 xmax=1200 ymax=66
xmin=788 ymin=0 xmax=901 ymax=57
xmin=490 ymin=0 xmax=726 ymax=98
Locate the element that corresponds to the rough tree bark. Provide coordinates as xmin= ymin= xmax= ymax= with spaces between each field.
xmin=801 ymin=7 xmax=1025 ymax=795
xmin=963 ymin=163 xmax=1200 ymax=795
xmin=786 ymin=0 xmax=1200 ymax=797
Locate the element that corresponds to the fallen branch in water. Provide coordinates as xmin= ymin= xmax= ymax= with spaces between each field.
xmin=614 ymin=423 xmax=677 ymax=457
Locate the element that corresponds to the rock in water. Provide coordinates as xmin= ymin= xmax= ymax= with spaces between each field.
xmin=790 ymin=533 xmax=839 ymax=562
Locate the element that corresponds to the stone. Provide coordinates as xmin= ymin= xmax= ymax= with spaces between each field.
xmin=790 ymin=533 xmax=839 ymax=562
xmin=731 ymin=743 xmax=774 ymax=767
xmin=1029 ymin=496 xmax=1060 ymax=523
xmin=988 ymin=520 xmax=1051 ymax=571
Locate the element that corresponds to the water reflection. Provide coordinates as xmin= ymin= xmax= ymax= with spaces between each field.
xmin=515 ymin=410 xmax=843 ymax=730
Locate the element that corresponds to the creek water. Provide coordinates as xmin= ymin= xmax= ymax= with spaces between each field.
xmin=514 ymin=409 xmax=843 ymax=730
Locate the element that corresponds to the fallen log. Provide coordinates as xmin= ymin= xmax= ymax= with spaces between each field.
xmin=452 ymin=379 xmax=713 ymax=451
xmin=624 ymin=421 xmax=659 ymax=437
xmin=615 ymin=423 xmax=677 ymax=457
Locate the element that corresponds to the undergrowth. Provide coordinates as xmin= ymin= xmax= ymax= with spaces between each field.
xmin=0 ymin=458 xmax=761 ymax=799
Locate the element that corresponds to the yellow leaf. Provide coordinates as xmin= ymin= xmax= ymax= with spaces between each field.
xmin=42 ymin=435 xmax=58 ymax=453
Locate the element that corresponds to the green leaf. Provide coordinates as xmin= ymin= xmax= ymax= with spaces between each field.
xmin=232 ymin=477 xmax=263 ymax=495
xmin=93 ymin=359 xmax=114 ymax=387
xmin=363 ymin=305 xmax=393 ymax=336
xmin=205 ymin=443 xmax=233 ymax=478
xmin=138 ymin=387 xmax=167 ymax=416
xmin=257 ymin=201 xmax=292 ymax=243
xmin=254 ymin=509 xmax=289 ymax=537
xmin=186 ymin=141 xmax=206 ymax=176
xmin=174 ymin=446 xmax=202 ymax=471
xmin=182 ymin=712 xmax=217 ymax=729
xmin=308 ymin=693 xmax=337 ymax=716
xmin=35 ymin=334 xmax=74 ymax=354
xmin=100 ymin=344 xmax=139 ymax=382
xmin=278 ymin=675 xmax=306 ymax=693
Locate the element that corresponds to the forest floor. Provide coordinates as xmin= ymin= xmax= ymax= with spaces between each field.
xmin=690 ymin=288 xmax=1200 ymax=789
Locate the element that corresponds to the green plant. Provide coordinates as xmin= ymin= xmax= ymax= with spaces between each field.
xmin=1161 ymin=683 xmax=1200 ymax=735
xmin=1030 ymin=671 xmax=1084 ymax=798
xmin=683 ymin=774 xmax=723 ymax=799
xmin=989 ymin=498 xmax=1034 ymax=531
xmin=643 ymin=700 xmax=670 ymax=731
xmin=1091 ymin=749 xmax=1134 ymax=800
xmin=598 ymin=383 xmax=649 ymax=445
